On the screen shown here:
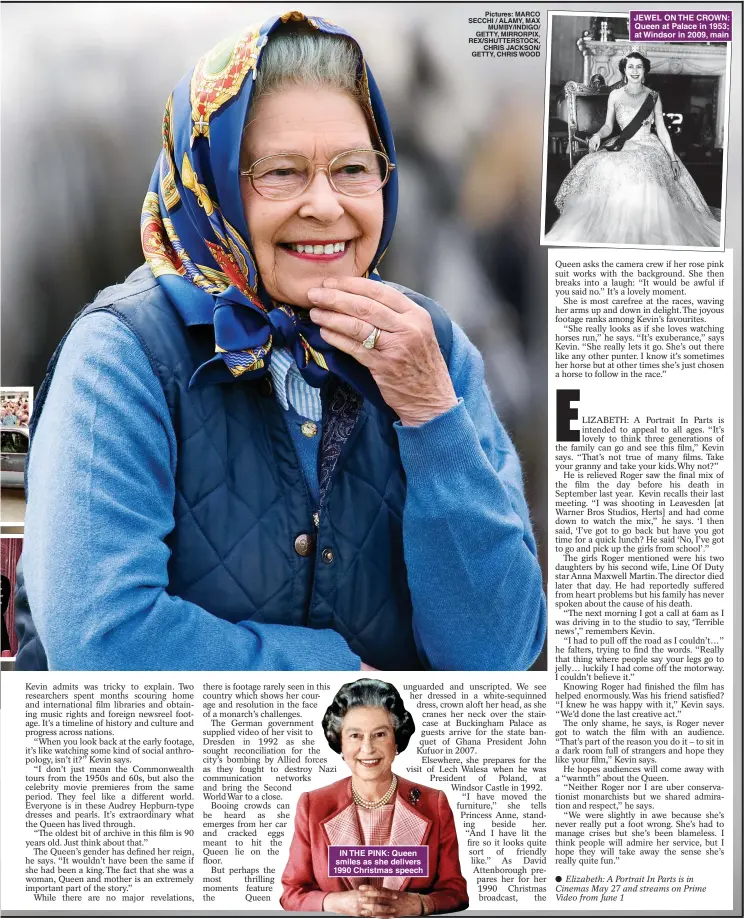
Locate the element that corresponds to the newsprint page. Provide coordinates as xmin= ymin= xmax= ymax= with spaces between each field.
xmin=0 ymin=2 xmax=741 ymax=918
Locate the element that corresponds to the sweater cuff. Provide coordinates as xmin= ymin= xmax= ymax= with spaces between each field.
xmin=313 ymin=633 xmax=362 ymax=670
xmin=236 ymin=621 xmax=362 ymax=671
xmin=394 ymin=398 xmax=481 ymax=481
xmin=322 ymin=629 xmax=362 ymax=670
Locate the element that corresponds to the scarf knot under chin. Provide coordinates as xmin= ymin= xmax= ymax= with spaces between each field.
xmin=189 ymin=286 xmax=330 ymax=390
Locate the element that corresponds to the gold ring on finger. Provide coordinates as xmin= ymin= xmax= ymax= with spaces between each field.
xmin=362 ymin=326 xmax=381 ymax=350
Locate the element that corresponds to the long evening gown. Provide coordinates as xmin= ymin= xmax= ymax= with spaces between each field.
xmin=545 ymin=91 xmax=721 ymax=247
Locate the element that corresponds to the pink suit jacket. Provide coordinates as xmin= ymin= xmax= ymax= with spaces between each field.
xmin=280 ymin=775 xmax=468 ymax=914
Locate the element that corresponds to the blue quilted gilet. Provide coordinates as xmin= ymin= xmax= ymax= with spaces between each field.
xmin=15 ymin=265 xmax=452 ymax=670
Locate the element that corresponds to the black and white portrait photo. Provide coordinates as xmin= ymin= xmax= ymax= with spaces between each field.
xmin=541 ymin=12 xmax=729 ymax=249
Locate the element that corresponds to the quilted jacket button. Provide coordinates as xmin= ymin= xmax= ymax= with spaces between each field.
xmin=294 ymin=533 xmax=315 ymax=557
xmin=321 ymin=548 xmax=335 ymax=564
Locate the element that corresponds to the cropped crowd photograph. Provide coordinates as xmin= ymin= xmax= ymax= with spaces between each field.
xmin=1 ymin=539 xmax=22 ymax=658
xmin=542 ymin=12 xmax=728 ymax=248
xmin=0 ymin=389 xmax=31 ymax=535
xmin=2 ymin=3 xmax=548 ymax=672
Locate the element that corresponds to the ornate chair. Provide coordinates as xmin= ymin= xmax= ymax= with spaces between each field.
xmin=565 ymin=78 xmax=622 ymax=168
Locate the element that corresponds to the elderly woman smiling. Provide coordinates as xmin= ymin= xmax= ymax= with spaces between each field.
xmin=15 ymin=13 xmax=546 ymax=671
xmin=281 ymin=679 xmax=468 ymax=915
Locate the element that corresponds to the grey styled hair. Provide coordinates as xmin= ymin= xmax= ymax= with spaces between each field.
xmin=251 ymin=22 xmax=366 ymax=112
xmin=321 ymin=679 xmax=416 ymax=755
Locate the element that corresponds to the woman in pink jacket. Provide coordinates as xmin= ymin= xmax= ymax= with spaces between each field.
xmin=281 ymin=680 xmax=468 ymax=916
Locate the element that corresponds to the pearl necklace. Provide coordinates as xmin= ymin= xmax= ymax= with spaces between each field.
xmin=352 ymin=775 xmax=398 ymax=809
xmin=624 ymin=84 xmax=647 ymax=98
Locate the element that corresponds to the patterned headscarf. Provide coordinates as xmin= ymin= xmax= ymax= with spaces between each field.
xmin=141 ymin=11 xmax=398 ymax=406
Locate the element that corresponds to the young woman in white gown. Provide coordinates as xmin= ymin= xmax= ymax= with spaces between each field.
xmin=546 ymin=52 xmax=721 ymax=247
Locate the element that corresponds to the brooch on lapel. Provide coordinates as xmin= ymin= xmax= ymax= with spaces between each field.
xmin=408 ymin=787 xmax=421 ymax=807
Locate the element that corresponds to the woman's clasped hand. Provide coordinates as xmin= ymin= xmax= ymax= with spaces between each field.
xmin=324 ymin=888 xmax=424 ymax=917
xmin=308 ymin=277 xmax=458 ymax=427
